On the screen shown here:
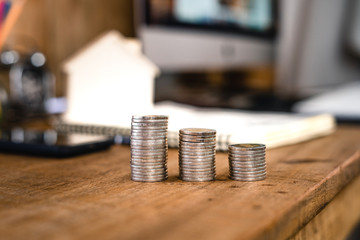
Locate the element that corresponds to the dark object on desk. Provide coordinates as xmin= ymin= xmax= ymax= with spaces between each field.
xmin=0 ymin=128 xmax=114 ymax=157
xmin=8 ymin=51 xmax=54 ymax=120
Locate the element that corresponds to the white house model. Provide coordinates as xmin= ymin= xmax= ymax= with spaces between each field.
xmin=62 ymin=30 xmax=159 ymax=128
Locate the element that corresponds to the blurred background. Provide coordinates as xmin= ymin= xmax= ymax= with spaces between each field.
xmin=0 ymin=0 xmax=360 ymax=125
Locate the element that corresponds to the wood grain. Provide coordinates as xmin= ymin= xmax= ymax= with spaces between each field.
xmin=291 ymin=175 xmax=360 ymax=240
xmin=0 ymin=125 xmax=359 ymax=240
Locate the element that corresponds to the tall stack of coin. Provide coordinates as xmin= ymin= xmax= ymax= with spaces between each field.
xmin=179 ymin=128 xmax=216 ymax=182
xmin=228 ymin=144 xmax=266 ymax=181
xmin=130 ymin=115 xmax=168 ymax=182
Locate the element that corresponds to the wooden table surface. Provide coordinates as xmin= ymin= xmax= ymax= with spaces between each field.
xmin=0 ymin=125 xmax=360 ymax=240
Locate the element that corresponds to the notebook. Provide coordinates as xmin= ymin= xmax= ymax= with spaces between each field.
xmin=56 ymin=100 xmax=336 ymax=151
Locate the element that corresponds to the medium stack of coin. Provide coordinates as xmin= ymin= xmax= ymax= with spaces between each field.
xmin=228 ymin=144 xmax=266 ymax=181
xmin=178 ymin=128 xmax=216 ymax=182
xmin=130 ymin=115 xmax=168 ymax=182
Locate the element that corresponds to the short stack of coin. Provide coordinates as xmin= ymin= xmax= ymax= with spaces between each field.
xmin=228 ymin=144 xmax=266 ymax=181
xmin=178 ymin=128 xmax=216 ymax=182
xmin=130 ymin=115 xmax=168 ymax=182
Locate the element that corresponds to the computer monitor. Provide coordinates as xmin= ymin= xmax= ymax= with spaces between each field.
xmin=135 ymin=0 xmax=277 ymax=72
xmin=136 ymin=0 xmax=360 ymax=101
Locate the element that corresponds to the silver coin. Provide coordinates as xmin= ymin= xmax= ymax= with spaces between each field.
xmin=131 ymin=133 xmax=167 ymax=137
xmin=131 ymin=146 xmax=167 ymax=151
xmin=179 ymin=161 xmax=216 ymax=166
xmin=131 ymin=155 xmax=167 ymax=160
xmin=131 ymin=143 xmax=168 ymax=149
xmin=131 ymin=170 xmax=167 ymax=176
xmin=131 ymin=160 xmax=167 ymax=165
xmin=179 ymin=153 xmax=215 ymax=158
xmin=131 ymin=173 xmax=165 ymax=177
xmin=131 ymin=118 xmax=168 ymax=123
xmin=229 ymin=143 xmax=266 ymax=151
xmin=229 ymin=175 xmax=266 ymax=181
xmin=131 ymin=165 xmax=167 ymax=170
xmin=132 ymin=115 xmax=168 ymax=120
xmin=179 ymin=150 xmax=215 ymax=156
xmin=131 ymin=136 xmax=168 ymax=141
xmin=229 ymin=171 xmax=267 ymax=177
xmin=131 ymin=121 xmax=168 ymax=126
xmin=180 ymin=163 xmax=215 ymax=168
xmin=131 ymin=163 xmax=167 ymax=168
xmin=179 ymin=128 xmax=216 ymax=136
xmin=229 ymin=160 xmax=266 ymax=166
xmin=229 ymin=163 xmax=266 ymax=169
xmin=179 ymin=143 xmax=216 ymax=148
xmin=179 ymin=143 xmax=215 ymax=148
xmin=131 ymin=150 xmax=167 ymax=155
xmin=180 ymin=133 xmax=216 ymax=137
xmin=228 ymin=151 xmax=265 ymax=156
xmin=131 ymin=176 xmax=168 ymax=182
xmin=131 ymin=171 xmax=167 ymax=177
xmin=229 ymin=168 xmax=266 ymax=174
xmin=131 ymin=152 xmax=167 ymax=157
xmin=131 ymin=169 xmax=167 ymax=175
xmin=131 ymin=152 xmax=167 ymax=158
xmin=229 ymin=158 xmax=266 ymax=163
xmin=180 ymin=139 xmax=215 ymax=144
xmin=179 ymin=162 xmax=215 ymax=168
xmin=180 ymin=134 xmax=216 ymax=139
xmin=179 ymin=154 xmax=215 ymax=160
xmin=179 ymin=166 xmax=215 ymax=172
xmin=180 ymin=172 xmax=215 ymax=178
xmin=179 ymin=157 xmax=215 ymax=162
xmin=132 ymin=173 xmax=167 ymax=178
xmin=179 ymin=147 xmax=215 ymax=152
xmin=179 ymin=160 xmax=215 ymax=166
xmin=180 ymin=167 xmax=215 ymax=172
xmin=131 ymin=123 xmax=168 ymax=128
xmin=180 ymin=176 xmax=215 ymax=182
xmin=131 ymin=147 xmax=167 ymax=152
xmin=229 ymin=172 xmax=266 ymax=178
xmin=131 ymin=145 xmax=168 ymax=151
xmin=180 ymin=159 xmax=215 ymax=165
xmin=180 ymin=168 xmax=215 ymax=173
xmin=180 ymin=138 xmax=216 ymax=144
xmin=131 ymin=128 xmax=168 ymax=132
xmin=131 ymin=129 xmax=167 ymax=133
xmin=131 ymin=142 xmax=168 ymax=147
xmin=131 ymin=163 xmax=167 ymax=169
xmin=131 ymin=135 xmax=167 ymax=140
xmin=229 ymin=155 xmax=266 ymax=160
xmin=130 ymin=126 xmax=167 ymax=132
xmin=230 ymin=155 xmax=265 ymax=160
xmin=131 ymin=130 xmax=167 ymax=134
xmin=180 ymin=133 xmax=216 ymax=138
xmin=131 ymin=157 xmax=167 ymax=163
xmin=179 ymin=150 xmax=216 ymax=156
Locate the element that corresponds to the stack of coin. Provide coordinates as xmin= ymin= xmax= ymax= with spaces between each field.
xmin=130 ymin=115 xmax=168 ymax=182
xmin=228 ymin=144 xmax=266 ymax=181
xmin=179 ymin=128 xmax=216 ymax=182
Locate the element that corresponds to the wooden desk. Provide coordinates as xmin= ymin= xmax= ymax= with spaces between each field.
xmin=0 ymin=125 xmax=359 ymax=240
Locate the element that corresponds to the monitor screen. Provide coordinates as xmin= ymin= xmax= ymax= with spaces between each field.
xmin=136 ymin=0 xmax=276 ymax=71
xmin=145 ymin=0 xmax=276 ymax=39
